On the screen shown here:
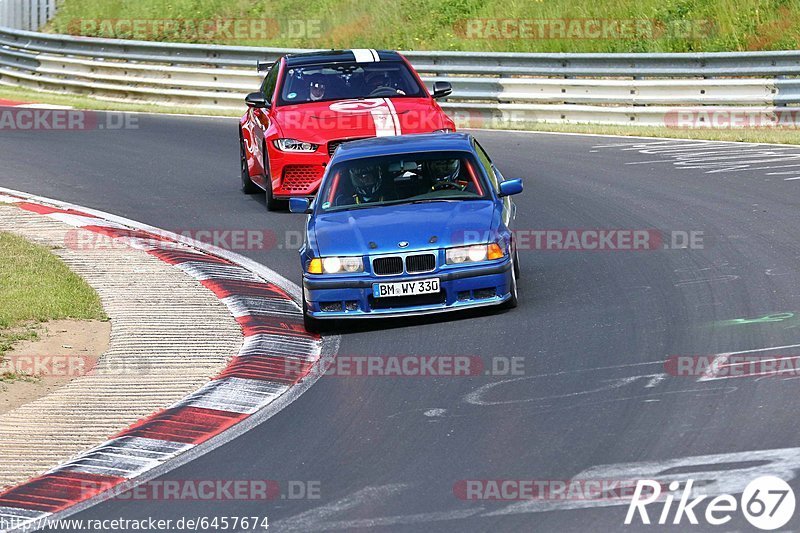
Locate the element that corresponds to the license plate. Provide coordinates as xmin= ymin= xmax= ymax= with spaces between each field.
xmin=373 ymin=278 xmax=440 ymax=298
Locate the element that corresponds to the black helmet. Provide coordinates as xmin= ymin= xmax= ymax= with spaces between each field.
xmin=427 ymin=159 xmax=460 ymax=183
xmin=349 ymin=164 xmax=382 ymax=199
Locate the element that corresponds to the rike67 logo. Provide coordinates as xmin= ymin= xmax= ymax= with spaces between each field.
xmin=626 ymin=476 xmax=795 ymax=530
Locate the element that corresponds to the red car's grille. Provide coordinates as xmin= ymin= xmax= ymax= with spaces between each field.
xmin=281 ymin=165 xmax=323 ymax=194
xmin=328 ymin=138 xmax=368 ymax=157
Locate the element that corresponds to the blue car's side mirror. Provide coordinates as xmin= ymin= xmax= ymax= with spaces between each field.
xmin=498 ymin=178 xmax=523 ymax=197
xmin=289 ymin=197 xmax=312 ymax=214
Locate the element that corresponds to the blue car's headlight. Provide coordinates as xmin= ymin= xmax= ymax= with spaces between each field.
xmin=273 ymin=138 xmax=319 ymax=152
xmin=307 ymin=257 xmax=364 ymax=274
xmin=446 ymin=243 xmax=505 ymax=265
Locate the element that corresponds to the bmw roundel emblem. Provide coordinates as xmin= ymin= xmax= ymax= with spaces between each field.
xmin=398 ymin=241 xmax=409 ymax=248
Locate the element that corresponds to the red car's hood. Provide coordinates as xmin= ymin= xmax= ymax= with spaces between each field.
xmin=274 ymin=98 xmax=450 ymax=143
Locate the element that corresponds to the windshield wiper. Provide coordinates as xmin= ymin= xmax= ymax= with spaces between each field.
xmin=408 ymin=199 xmax=459 ymax=204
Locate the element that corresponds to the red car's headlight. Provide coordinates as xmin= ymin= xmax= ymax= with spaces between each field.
xmin=273 ymin=138 xmax=319 ymax=152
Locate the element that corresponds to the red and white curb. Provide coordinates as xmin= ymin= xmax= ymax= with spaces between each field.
xmin=0 ymin=188 xmax=339 ymax=533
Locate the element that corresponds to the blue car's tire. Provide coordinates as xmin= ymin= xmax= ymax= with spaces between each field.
xmin=503 ymin=257 xmax=519 ymax=309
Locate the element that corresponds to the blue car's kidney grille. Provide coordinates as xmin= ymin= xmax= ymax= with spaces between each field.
xmin=373 ymin=256 xmax=403 ymax=275
xmin=405 ymin=253 xmax=436 ymax=273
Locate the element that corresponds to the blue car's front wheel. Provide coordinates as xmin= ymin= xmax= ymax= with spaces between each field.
xmin=503 ymin=256 xmax=519 ymax=309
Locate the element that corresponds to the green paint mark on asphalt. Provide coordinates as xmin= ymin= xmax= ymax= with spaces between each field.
xmin=715 ymin=312 xmax=796 ymax=327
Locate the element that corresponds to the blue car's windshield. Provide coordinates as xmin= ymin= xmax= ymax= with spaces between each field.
xmin=317 ymin=151 xmax=490 ymax=212
xmin=279 ymin=61 xmax=426 ymax=105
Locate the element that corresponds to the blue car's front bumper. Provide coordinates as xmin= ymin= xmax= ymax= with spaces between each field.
xmin=303 ymin=259 xmax=513 ymax=319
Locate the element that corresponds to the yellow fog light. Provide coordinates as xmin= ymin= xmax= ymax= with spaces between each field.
xmin=488 ymin=243 xmax=505 ymax=260
xmin=307 ymin=258 xmax=323 ymax=274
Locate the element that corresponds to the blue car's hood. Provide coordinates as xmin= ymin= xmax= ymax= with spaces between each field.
xmin=311 ymin=200 xmax=499 ymax=257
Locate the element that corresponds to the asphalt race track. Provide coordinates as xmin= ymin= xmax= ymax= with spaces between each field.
xmin=2 ymin=113 xmax=800 ymax=532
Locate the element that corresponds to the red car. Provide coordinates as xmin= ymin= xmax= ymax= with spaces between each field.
xmin=239 ymin=49 xmax=456 ymax=210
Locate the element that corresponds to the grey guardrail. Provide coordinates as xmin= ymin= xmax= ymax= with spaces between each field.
xmin=1 ymin=26 xmax=799 ymax=127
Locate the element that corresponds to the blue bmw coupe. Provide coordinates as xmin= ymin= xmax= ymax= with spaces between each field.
xmin=289 ymin=133 xmax=523 ymax=332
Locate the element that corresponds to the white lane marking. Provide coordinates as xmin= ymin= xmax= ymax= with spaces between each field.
xmin=268 ymin=447 xmax=800 ymax=528
xmin=463 ymin=373 xmax=669 ymax=407
xmin=596 ymin=139 xmax=800 ymax=177
xmin=269 ymin=484 xmax=481 ymax=532
xmin=674 ymin=275 xmax=739 ymax=287
xmin=351 ymin=49 xmax=376 ymax=63
xmin=485 ymin=447 xmax=800 ymax=517
xmin=699 ymin=343 xmax=800 ymax=382
xmin=783 ymin=176 xmax=800 ymax=180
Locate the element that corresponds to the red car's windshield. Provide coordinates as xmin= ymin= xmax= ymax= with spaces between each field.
xmin=278 ymin=61 xmax=426 ymax=105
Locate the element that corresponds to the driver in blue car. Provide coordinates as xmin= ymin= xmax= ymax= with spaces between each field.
xmin=337 ymin=164 xmax=393 ymax=206
xmin=426 ymin=159 xmax=468 ymax=191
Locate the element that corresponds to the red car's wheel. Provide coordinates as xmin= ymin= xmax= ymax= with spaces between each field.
xmin=240 ymin=135 xmax=260 ymax=194
xmin=263 ymin=141 xmax=285 ymax=211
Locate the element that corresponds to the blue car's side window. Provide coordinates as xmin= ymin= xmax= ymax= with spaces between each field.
xmin=474 ymin=141 xmax=500 ymax=192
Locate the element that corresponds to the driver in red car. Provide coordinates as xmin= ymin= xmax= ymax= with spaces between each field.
xmin=364 ymin=70 xmax=405 ymax=96
xmin=308 ymin=75 xmax=327 ymax=102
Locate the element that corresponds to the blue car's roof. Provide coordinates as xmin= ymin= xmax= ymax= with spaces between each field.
xmin=332 ymin=133 xmax=475 ymax=162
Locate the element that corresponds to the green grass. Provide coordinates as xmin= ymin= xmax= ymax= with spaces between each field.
xmin=47 ymin=0 xmax=800 ymax=52
xmin=0 ymin=232 xmax=107 ymax=379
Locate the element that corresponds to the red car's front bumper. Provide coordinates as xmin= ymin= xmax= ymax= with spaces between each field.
xmin=267 ymin=145 xmax=328 ymax=197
